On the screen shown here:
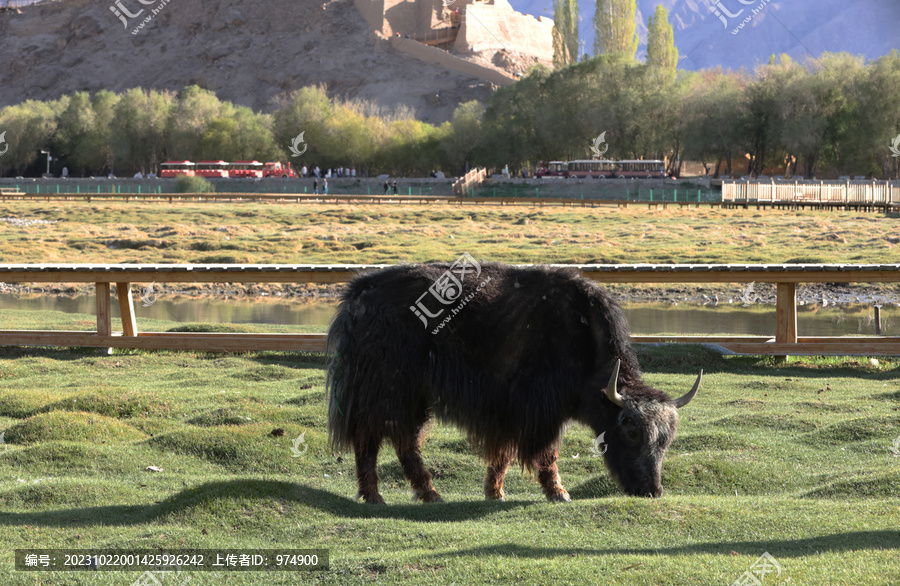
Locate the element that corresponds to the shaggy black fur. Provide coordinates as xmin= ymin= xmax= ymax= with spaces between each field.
xmin=326 ymin=263 xmax=691 ymax=503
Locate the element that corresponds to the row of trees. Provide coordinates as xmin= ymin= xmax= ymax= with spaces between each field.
xmin=0 ymin=85 xmax=481 ymax=178
xmin=1 ymin=51 xmax=899 ymax=178
xmin=476 ymin=50 xmax=900 ymax=179
xmin=554 ymin=0 xmax=674 ymax=70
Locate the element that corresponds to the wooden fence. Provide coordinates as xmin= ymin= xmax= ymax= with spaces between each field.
xmin=722 ymin=180 xmax=900 ymax=210
xmin=2 ymin=264 xmax=900 ymax=355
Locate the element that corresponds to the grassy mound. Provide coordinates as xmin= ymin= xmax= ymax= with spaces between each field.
xmin=3 ymin=411 xmax=148 ymax=445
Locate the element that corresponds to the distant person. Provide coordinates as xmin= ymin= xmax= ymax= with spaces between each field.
xmin=61 ymin=166 xmax=68 ymax=179
xmin=392 ymin=180 xmax=398 ymax=195
xmin=323 ymin=178 xmax=328 ymax=194
xmin=301 ymin=165 xmax=308 ymax=177
xmin=383 ymin=180 xmax=389 ymax=195
xmin=313 ymin=178 xmax=318 ymax=194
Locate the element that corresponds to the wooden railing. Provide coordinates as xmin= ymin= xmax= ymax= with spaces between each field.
xmin=452 ymin=168 xmax=487 ymax=196
xmin=2 ymin=264 xmax=900 ymax=355
xmin=722 ymin=179 xmax=900 ymax=209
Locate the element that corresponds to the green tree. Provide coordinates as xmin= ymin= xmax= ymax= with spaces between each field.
xmin=271 ymin=86 xmax=335 ymax=165
xmin=681 ymin=72 xmax=743 ymax=176
xmin=442 ymin=101 xmax=485 ymax=175
xmin=231 ymin=107 xmax=280 ymax=162
xmin=846 ymin=51 xmax=900 ymax=178
xmin=593 ymin=0 xmax=638 ymax=59
xmin=56 ymin=92 xmax=96 ymax=176
xmin=0 ymin=99 xmax=63 ymax=176
xmin=552 ymin=0 xmax=579 ymax=68
xmin=109 ymin=88 xmax=173 ymax=175
xmin=167 ymin=85 xmax=225 ymax=160
xmin=86 ymin=90 xmax=120 ymax=176
xmin=646 ymin=4 xmax=678 ymax=83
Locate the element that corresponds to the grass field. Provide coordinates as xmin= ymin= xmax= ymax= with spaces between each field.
xmin=1 ymin=202 xmax=899 ymax=584
xmin=2 ymin=201 xmax=899 ymax=266
xmin=0 ymin=345 xmax=897 ymax=584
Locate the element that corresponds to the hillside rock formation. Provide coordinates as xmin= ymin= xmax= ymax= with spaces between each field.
xmin=0 ymin=0 xmax=522 ymax=122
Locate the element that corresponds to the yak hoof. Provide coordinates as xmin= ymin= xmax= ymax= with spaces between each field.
xmin=485 ymin=491 xmax=506 ymax=501
xmin=547 ymin=492 xmax=572 ymax=503
xmin=357 ymin=491 xmax=386 ymax=505
xmin=414 ymin=489 xmax=445 ymax=504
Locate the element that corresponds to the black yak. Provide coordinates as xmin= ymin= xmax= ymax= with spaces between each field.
xmin=326 ymin=259 xmax=701 ymax=504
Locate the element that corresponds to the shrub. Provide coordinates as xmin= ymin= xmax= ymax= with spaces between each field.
xmin=176 ymin=175 xmax=215 ymax=194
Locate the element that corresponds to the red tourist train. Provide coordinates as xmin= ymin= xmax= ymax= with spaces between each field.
xmin=535 ymin=159 xmax=666 ymax=179
xmin=160 ymin=160 xmax=297 ymax=179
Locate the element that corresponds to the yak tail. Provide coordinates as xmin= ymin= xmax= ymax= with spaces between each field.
xmin=325 ymin=299 xmax=355 ymax=452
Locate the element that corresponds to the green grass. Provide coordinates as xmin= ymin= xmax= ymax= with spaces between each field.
xmin=0 ymin=345 xmax=897 ymax=584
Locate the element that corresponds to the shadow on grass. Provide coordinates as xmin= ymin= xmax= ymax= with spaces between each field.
xmin=421 ymin=529 xmax=900 ymax=559
xmin=0 ymin=346 xmax=100 ymax=361
xmin=0 ymin=480 xmax=531 ymax=528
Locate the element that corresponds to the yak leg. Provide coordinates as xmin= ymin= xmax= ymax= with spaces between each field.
xmin=354 ymin=434 xmax=385 ymax=505
xmin=484 ymin=448 xmax=515 ymax=501
xmin=393 ymin=426 xmax=444 ymax=504
xmin=535 ymin=446 xmax=571 ymax=503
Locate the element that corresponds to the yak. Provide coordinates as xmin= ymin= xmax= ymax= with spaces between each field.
xmin=326 ymin=260 xmax=701 ymax=504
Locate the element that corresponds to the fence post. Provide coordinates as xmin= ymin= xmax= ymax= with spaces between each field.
xmin=775 ymin=282 xmax=798 ymax=360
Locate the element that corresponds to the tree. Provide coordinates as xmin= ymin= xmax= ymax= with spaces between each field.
xmin=0 ymin=99 xmax=62 ymax=176
xmin=166 ymin=85 xmax=225 ymax=160
xmin=442 ymin=101 xmax=484 ymax=174
xmin=681 ymin=72 xmax=743 ymax=176
xmin=646 ymin=5 xmax=678 ymax=83
xmin=109 ymin=88 xmax=173 ymax=175
xmin=231 ymin=107 xmax=280 ymax=162
xmin=593 ymin=0 xmax=638 ymax=59
xmin=56 ymin=92 xmax=96 ymax=176
xmin=552 ymin=0 xmax=579 ymax=68
xmin=271 ymin=86 xmax=335 ymax=165
xmin=85 ymin=90 xmax=120 ymax=176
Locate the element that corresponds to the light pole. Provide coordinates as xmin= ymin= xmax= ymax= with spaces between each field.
xmin=40 ymin=149 xmax=51 ymax=176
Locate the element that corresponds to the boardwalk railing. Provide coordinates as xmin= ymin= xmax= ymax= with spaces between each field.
xmin=452 ymin=168 xmax=487 ymax=196
xmin=2 ymin=264 xmax=900 ymax=355
xmin=723 ymin=179 xmax=900 ymax=209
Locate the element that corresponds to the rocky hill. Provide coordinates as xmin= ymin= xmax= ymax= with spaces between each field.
xmin=0 ymin=0 xmax=499 ymax=122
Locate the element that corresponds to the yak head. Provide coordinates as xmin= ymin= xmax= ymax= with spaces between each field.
xmin=598 ymin=360 xmax=701 ymax=498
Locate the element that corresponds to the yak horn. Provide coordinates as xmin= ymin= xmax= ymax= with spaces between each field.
xmin=673 ymin=370 xmax=703 ymax=408
xmin=605 ymin=360 xmax=625 ymax=407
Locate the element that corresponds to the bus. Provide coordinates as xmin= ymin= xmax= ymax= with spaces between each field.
xmin=160 ymin=161 xmax=195 ymax=178
xmin=612 ymin=160 xmax=666 ymax=178
xmin=195 ymin=161 xmax=230 ymax=178
xmin=536 ymin=159 xmax=667 ymax=179
xmin=229 ymin=160 xmax=264 ymax=179
xmin=534 ymin=161 xmax=568 ymax=178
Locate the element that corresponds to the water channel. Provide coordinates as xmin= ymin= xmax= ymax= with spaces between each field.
xmin=0 ymin=293 xmax=893 ymax=337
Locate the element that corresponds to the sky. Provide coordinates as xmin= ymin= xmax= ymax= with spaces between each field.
xmin=508 ymin=0 xmax=900 ymax=71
